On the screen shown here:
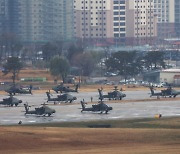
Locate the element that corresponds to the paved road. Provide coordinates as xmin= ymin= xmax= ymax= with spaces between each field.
xmin=0 ymin=90 xmax=180 ymax=125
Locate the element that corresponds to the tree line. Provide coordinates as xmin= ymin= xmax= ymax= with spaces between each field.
xmin=105 ymin=51 xmax=165 ymax=82
xmin=2 ymin=45 xmax=165 ymax=84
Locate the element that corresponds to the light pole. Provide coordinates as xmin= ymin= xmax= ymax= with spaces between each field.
xmin=136 ymin=0 xmax=139 ymax=46
xmin=2 ymin=45 xmax=5 ymax=59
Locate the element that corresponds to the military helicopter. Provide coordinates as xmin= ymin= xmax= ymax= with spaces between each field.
xmin=5 ymin=85 xmax=33 ymax=95
xmin=0 ymin=95 xmax=22 ymax=106
xmin=24 ymin=103 xmax=56 ymax=116
xmin=46 ymin=91 xmax=77 ymax=103
xmin=149 ymin=86 xmax=163 ymax=98
xmin=98 ymin=86 xmax=126 ymax=100
xmin=161 ymin=86 xmax=180 ymax=98
xmin=149 ymin=86 xmax=180 ymax=98
xmin=80 ymin=100 xmax=113 ymax=114
xmin=52 ymin=84 xmax=79 ymax=93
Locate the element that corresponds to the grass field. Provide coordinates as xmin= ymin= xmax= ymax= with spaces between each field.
xmin=0 ymin=117 xmax=180 ymax=154
xmin=23 ymin=117 xmax=180 ymax=129
xmin=0 ymin=68 xmax=152 ymax=92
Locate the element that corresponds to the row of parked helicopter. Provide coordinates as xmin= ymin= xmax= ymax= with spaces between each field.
xmin=1 ymin=83 xmax=180 ymax=116
xmin=0 ymin=84 xmax=118 ymax=116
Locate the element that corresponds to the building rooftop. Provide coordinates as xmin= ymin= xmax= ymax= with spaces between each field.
xmin=162 ymin=69 xmax=180 ymax=73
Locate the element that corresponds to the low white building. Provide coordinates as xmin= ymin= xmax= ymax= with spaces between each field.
xmin=160 ymin=69 xmax=180 ymax=84
xmin=143 ymin=69 xmax=180 ymax=85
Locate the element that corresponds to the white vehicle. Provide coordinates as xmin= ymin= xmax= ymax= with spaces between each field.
xmin=152 ymin=82 xmax=166 ymax=88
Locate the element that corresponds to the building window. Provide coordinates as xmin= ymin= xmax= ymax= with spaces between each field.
xmin=114 ymin=6 xmax=119 ymax=9
xmin=114 ymin=1 xmax=119 ymax=4
xmin=120 ymin=33 xmax=125 ymax=37
xmin=120 ymin=6 xmax=125 ymax=9
xmin=114 ymin=12 xmax=119 ymax=15
xmin=120 ymin=17 xmax=125 ymax=20
xmin=120 ymin=28 xmax=125 ymax=31
xmin=120 ymin=22 xmax=125 ymax=26
xmin=120 ymin=12 xmax=125 ymax=15
xmin=114 ymin=23 xmax=119 ymax=26
xmin=114 ymin=28 xmax=119 ymax=31
xmin=114 ymin=33 xmax=119 ymax=37
xmin=114 ymin=17 xmax=119 ymax=20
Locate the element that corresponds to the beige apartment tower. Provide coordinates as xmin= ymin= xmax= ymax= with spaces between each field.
xmin=74 ymin=0 xmax=113 ymax=40
xmin=126 ymin=0 xmax=157 ymax=45
xmin=74 ymin=0 xmax=159 ymax=46
xmin=113 ymin=0 xmax=126 ymax=40
xmin=154 ymin=0 xmax=175 ymax=39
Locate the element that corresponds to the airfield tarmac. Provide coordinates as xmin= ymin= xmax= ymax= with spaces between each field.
xmin=0 ymin=90 xmax=180 ymax=125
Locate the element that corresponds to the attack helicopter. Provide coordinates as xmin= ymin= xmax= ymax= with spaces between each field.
xmin=161 ymin=86 xmax=180 ymax=97
xmin=46 ymin=91 xmax=77 ymax=103
xmin=149 ymin=86 xmax=180 ymax=98
xmin=0 ymin=95 xmax=22 ymax=106
xmin=5 ymin=85 xmax=32 ymax=95
xmin=149 ymin=86 xmax=162 ymax=98
xmin=80 ymin=100 xmax=113 ymax=114
xmin=52 ymin=84 xmax=79 ymax=93
xmin=98 ymin=86 xmax=126 ymax=100
xmin=24 ymin=103 xmax=56 ymax=116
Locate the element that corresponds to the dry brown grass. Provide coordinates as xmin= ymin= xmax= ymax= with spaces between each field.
xmin=0 ymin=68 xmax=151 ymax=94
xmin=0 ymin=69 xmax=53 ymax=81
xmin=2 ymin=68 xmax=180 ymax=92
xmin=0 ymin=126 xmax=180 ymax=154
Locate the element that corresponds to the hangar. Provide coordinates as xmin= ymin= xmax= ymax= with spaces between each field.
xmin=143 ymin=69 xmax=180 ymax=85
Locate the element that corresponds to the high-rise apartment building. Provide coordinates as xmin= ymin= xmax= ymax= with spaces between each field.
xmin=63 ymin=0 xmax=74 ymax=40
xmin=74 ymin=0 xmax=113 ymax=40
xmin=154 ymin=0 xmax=174 ymax=23
xmin=74 ymin=0 xmax=158 ymax=45
xmin=0 ymin=0 xmax=10 ymax=33
xmin=74 ymin=0 xmax=126 ymax=43
xmin=0 ymin=0 xmax=175 ymax=46
xmin=154 ymin=0 xmax=175 ymax=39
xmin=0 ymin=0 xmax=74 ymax=44
xmin=113 ymin=0 xmax=126 ymax=40
xmin=175 ymin=0 xmax=180 ymax=37
xmin=126 ymin=0 xmax=157 ymax=45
